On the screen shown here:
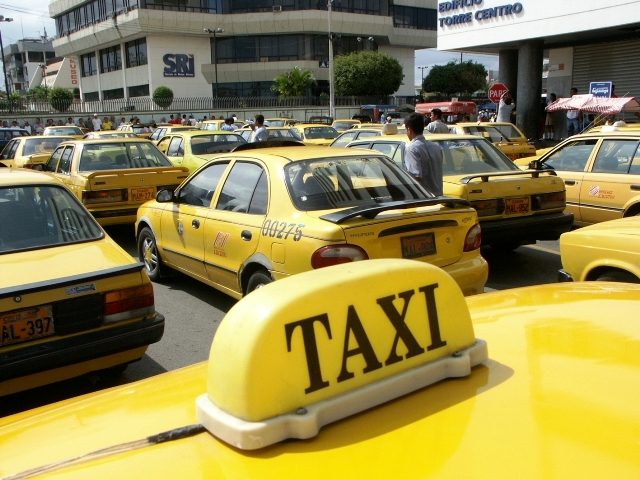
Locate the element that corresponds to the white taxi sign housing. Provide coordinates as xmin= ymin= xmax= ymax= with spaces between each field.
xmin=196 ymin=259 xmax=488 ymax=449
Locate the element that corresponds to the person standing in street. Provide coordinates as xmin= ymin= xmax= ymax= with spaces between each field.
xmin=497 ymin=91 xmax=516 ymax=123
xmin=91 ymin=114 xmax=102 ymax=131
xmin=403 ymin=113 xmax=443 ymax=196
xmin=426 ymin=108 xmax=449 ymax=134
xmin=251 ymin=115 xmax=268 ymax=142
xmin=566 ymin=87 xmax=580 ymax=136
xmin=102 ymin=117 xmax=112 ymax=130
xmin=221 ymin=117 xmax=235 ymax=131
xmin=33 ymin=118 xmax=44 ymax=135
xmin=544 ymin=93 xmax=557 ymax=140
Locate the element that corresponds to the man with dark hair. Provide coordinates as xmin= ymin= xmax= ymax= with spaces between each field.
xmin=426 ymin=108 xmax=448 ymax=133
xmin=403 ymin=113 xmax=443 ymax=196
xmin=252 ymin=114 xmax=268 ymax=142
xmin=566 ymin=87 xmax=580 ymax=136
xmin=221 ymin=117 xmax=235 ymax=131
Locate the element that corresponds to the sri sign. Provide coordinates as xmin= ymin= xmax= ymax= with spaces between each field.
xmin=589 ymin=82 xmax=613 ymax=98
xmin=163 ymin=54 xmax=195 ymax=77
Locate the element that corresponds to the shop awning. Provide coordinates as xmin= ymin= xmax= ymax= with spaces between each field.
xmin=546 ymin=94 xmax=640 ymax=114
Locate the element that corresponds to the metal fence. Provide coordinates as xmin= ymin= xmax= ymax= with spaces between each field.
xmin=0 ymin=95 xmax=401 ymax=116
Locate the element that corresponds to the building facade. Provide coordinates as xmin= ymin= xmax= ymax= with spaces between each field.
xmin=49 ymin=0 xmax=438 ymax=102
xmin=1 ymin=38 xmax=56 ymax=94
xmin=436 ymin=0 xmax=640 ymax=139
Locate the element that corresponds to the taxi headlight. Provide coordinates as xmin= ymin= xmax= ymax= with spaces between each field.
xmin=470 ymin=198 xmax=505 ymax=217
xmin=311 ymin=244 xmax=368 ymax=269
xmin=104 ymin=284 xmax=155 ymax=324
xmin=531 ymin=191 xmax=565 ymax=211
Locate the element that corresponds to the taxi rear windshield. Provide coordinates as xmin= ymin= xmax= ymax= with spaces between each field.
xmin=78 ymin=142 xmax=173 ymax=171
xmin=285 ymin=155 xmax=429 ymax=211
xmin=190 ymin=134 xmax=246 ymax=154
xmin=431 ymin=138 xmax=521 ymax=175
xmin=302 ymin=127 xmax=339 ymax=139
xmin=23 ymin=137 xmax=72 ymax=155
xmin=0 ymin=185 xmax=103 ymax=254
xmin=44 ymin=127 xmax=82 ymax=136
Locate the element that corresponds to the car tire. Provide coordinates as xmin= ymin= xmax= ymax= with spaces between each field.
xmin=246 ymin=270 xmax=273 ymax=294
xmin=489 ymin=241 xmax=521 ymax=252
xmin=138 ymin=227 xmax=164 ymax=282
xmin=595 ymin=270 xmax=639 ymax=283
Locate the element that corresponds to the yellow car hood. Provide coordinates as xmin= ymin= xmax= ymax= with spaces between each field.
xmin=0 ymin=238 xmax=136 ymax=289
xmin=567 ymin=216 xmax=640 ymax=237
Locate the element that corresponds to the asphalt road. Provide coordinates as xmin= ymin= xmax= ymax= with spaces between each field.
xmin=0 ymin=226 xmax=563 ymax=417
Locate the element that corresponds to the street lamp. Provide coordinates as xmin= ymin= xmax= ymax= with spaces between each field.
xmin=327 ymin=0 xmax=335 ymax=119
xmin=418 ymin=66 xmax=429 ymax=85
xmin=0 ymin=16 xmax=14 ymax=111
xmin=356 ymin=36 xmax=374 ymax=51
xmin=204 ymin=28 xmax=224 ymax=99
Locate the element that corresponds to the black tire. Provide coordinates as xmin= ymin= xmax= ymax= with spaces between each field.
xmin=595 ymin=270 xmax=639 ymax=283
xmin=489 ymin=241 xmax=521 ymax=252
xmin=138 ymin=226 xmax=164 ymax=281
xmin=246 ymin=270 xmax=273 ymax=294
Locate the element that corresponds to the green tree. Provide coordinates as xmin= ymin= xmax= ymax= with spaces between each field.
xmin=152 ymin=85 xmax=174 ymax=109
xmin=48 ymin=87 xmax=74 ymax=112
xmin=271 ymin=67 xmax=316 ymax=96
xmin=334 ymin=51 xmax=402 ymax=96
xmin=423 ymin=61 xmax=487 ymax=96
xmin=26 ymin=85 xmax=49 ymax=101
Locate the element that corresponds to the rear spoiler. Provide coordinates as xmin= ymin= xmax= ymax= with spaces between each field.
xmin=459 ymin=169 xmax=556 ymax=184
xmin=319 ymin=197 xmax=471 ymax=224
xmin=83 ymin=166 xmax=189 ymax=178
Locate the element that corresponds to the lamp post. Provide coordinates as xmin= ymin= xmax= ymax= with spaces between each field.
xmin=356 ymin=36 xmax=374 ymax=51
xmin=204 ymin=28 xmax=224 ymax=100
xmin=0 ymin=16 xmax=14 ymax=112
xmin=327 ymin=0 xmax=335 ymax=119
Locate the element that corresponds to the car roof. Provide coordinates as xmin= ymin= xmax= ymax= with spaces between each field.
xmin=0 ymin=168 xmax=62 ymax=185
xmin=231 ymin=145 xmax=381 ymax=163
xmin=171 ymin=130 xmax=243 ymax=137
xmin=60 ymin=138 xmax=155 ymax=145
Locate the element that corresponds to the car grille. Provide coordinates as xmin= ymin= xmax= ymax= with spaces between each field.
xmin=53 ymin=294 xmax=103 ymax=335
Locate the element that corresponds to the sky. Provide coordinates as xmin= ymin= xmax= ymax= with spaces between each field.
xmin=414 ymin=48 xmax=500 ymax=88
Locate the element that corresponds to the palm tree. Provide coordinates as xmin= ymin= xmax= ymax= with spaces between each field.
xmin=271 ymin=67 xmax=317 ymax=97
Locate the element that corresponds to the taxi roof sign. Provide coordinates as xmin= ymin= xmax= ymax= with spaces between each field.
xmin=196 ymin=259 xmax=488 ymax=449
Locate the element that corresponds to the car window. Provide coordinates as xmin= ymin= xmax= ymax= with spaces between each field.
xmin=13 ymin=130 xmax=30 ymax=137
xmin=493 ymin=124 xmax=526 ymax=139
xmin=216 ymin=162 xmax=265 ymax=214
xmin=630 ymin=146 xmax=640 ymax=175
xmin=78 ymin=142 xmax=173 ymax=171
xmin=464 ymin=126 xmax=513 ymax=142
xmin=591 ymin=139 xmax=639 ymax=174
xmin=23 ymin=137 xmax=71 ymax=156
xmin=190 ymin=134 xmax=246 ymax=154
xmin=266 ymin=129 xmax=301 ymax=140
xmin=45 ymin=127 xmax=82 ymax=136
xmin=167 ymin=137 xmax=184 ymax=157
xmin=544 ymin=139 xmax=598 ymax=171
xmin=45 ymin=147 xmax=64 ymax=172
xmin=178 ymin=162 xmax=229 ymax=207
xmin=284 ymin=155 xmax=427 ymax=211
xmin=331 ymin=131 xmax=358 ymax=147
xmin=432 ymin=138 xmax=519 ymax=175
xmin=2 ymin=140 xmax=18 ymax=159
xmin=57 ymin=146 xmax=74 ymax=174
xmin=156 ymin=137 xmax=171 ymax=153
xmin=370 ymin=142 xmax=399 ymax=159
xmin=0 ymin=185 xmax=102 ymax=253
xmin=356 ymin=131 xmax=381 ymax=140
xmin=248 ymin=170 xmax=268 ymax=215
xmin=302 ymin=127 xmax=339 ymax=139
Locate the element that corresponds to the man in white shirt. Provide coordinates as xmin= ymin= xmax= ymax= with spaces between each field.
xmin=403 ymin=113 xmax=443 ymax=196
xmin=566 ymin=87 xmax=580 ymax=136
xmin=66 ymin=117 xmax=75 ymax=126
xmin=251 ymin=115 xmax=268 ymax=142
xmin=91 ymin=114 xmax=102 ymax=131
xmin=426 ymin=109 xmax=449 ymax=134
xmin=497 ymin=91 xmax=516 ymax=123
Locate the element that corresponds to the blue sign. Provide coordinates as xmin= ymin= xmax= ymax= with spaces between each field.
xmin=589 ymin=82 xmax=612 ymax=98
xmin=163 ymin=54 xmax=195 ymax=77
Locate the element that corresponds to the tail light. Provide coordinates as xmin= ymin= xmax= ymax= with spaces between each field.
xmin=82 ymin=189 xmax=128 ymax=204
xmin=470 ymin=198 xmax=505 ymax=217
xmin=104 ymin=284 xmax=155 ymax=324
xmin=311 ymin=245 xmax=368 ymax=269
xmin=531 ymin=191 xmax=565 ymax=211
xmin=464 ymin=223 xmax=482 ymax=252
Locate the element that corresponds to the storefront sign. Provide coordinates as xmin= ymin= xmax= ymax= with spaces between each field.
xmin=589 ymin=82 xmax=613 ymax=98
xmin=69 ymin=58 xmax=78 ymax=85
xmin=438 ymin=1 xmax=524 ymax=28
xmin=163 ymin=54 xmax=195 ymax=77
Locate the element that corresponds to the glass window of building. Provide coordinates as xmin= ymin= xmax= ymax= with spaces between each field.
xmin=103 ymin=87 xmax=125 ymax=100
xmin=81 ymin=52 xmax=97 ymax=77
xmin=84 ymin=91 xmax=100 ymax=102
xmin=128 ymin=84 xmax=150 ymax=97
xmin=100 ymin=45 xmax=122 ymax=73
xmin=28 ymin=51 xmax=45 ymax=63
xmin=126 ymin=38 xmax=147 ymax=68
xmin=145 ymin=0 xmax=217 ymax=13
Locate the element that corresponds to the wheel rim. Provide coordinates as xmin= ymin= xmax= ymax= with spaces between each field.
xmin=142 ymin=235 xmax=158 ymax=273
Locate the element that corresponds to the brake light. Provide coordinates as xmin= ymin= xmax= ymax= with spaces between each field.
xmin=464 ymin=223 xmax=482 ymax=252
xmin=104 ymin=284 xmax=155 ymax=324
xmin=470 ymin=198 xmax=505 ymax=217
xmin=531 ymin=191 xmax=565 ymax=211
xmin=311 ymin=245 xmax=368 ymax=269
xmin=82 ymin=189 xmax=128 ymax=204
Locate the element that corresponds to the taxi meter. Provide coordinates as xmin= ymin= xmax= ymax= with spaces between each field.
xmin=197 ymin=259 xmax=488 ymax=449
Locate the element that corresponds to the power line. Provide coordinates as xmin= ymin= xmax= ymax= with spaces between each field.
xmin=0 ymin=4 xmax=51 ymax=17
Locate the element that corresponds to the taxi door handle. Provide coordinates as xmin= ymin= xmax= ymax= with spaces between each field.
xmin=564 ymin=180 xmax=576 ymax=186
xmin=241 ymin=230 xmax=252 ymax=241
xmin=192 ymin=219 xmax=200 ymax=229
xmin=631 ymin=184 xmax=640 ymax=191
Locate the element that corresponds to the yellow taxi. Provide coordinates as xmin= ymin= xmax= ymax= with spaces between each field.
xmin=0 ymin=168 xmax=164 ymax=396
xmin=448 ymin=122 xmax=536 ymax=160
xmin=346 ymin=132 xmax=572 ymax=251
xmin=290 ymin=123 xmax=340 ymax=146
xmin=0 ymin=135 xmax=75 ymax=168
xmin=82 ymin=131 xmax=139 ymax=140
xmin=515 ymin=130 xmax=640 ymax=226
xmin=1 ymin=259 xmax=639 ymax=478
xmin=197 ymin=119 xmax=225 ymax=131
xmin=148 ymin=124 xmax=198 ymax=143
xmin=116 ymin=123 xmax=155 ymax=139
xmin=331 ymin=118 xmax=360 ymax=132
xmin=136 ymin=145 xmax=487 ymax=298
xmin=42 ymin=126 xmax=87 ymax=139
xmin=42 ymin=138 xmax=189 ymax=226
xmin=155 ymin=130 xmax=247 ymax=172
xmin=558 ymin=215 xmax=640 ymax=283
xmin=265 ymin=117 xmax=298 ymax=127
xmin=585 ymin=121 xmax=640 ymax=133
xmin=246 ymin=126 xmax=303 ymax=143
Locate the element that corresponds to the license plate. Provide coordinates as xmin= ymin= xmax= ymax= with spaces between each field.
xmin=1 ymin=306 xmax=54 ymax=346
xmin=131 ymin=187 xmax=155 ymax=202
xmin=401 ymin=233 xmax=436 ymax=259
xmin=505 ymin=197 xmax=529 ymax=215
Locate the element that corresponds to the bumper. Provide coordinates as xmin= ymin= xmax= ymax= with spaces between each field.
xmin=0 ymin=313 xmax=164 ymax=392
xmin=558 ymin=269 xmax=574 ymax=282
xmin=480 ymin=212 xmax=574 ymax=244
xmin=441 ymin=251 xmax=488 ymax=296
xmin=89 ymin=207 xmax=139 ymax=225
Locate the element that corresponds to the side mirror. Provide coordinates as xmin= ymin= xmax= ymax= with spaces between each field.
xmin=528 ymin=159 xmax=542 ymax=170
xmin=156 ymin=189 xmax=174 ymax=203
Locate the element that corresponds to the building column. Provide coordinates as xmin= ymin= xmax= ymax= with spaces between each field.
xmin=96 ymin=50 xmax=102 ymax=101
xmin=515 ymin=40 xmax=544 ymax=141
xmin=121 ymin=42 xmax=128 ymax=100
xmin=498 ymin=49 xmax=518 ymax=98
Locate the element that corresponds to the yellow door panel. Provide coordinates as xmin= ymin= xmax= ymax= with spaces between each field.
xmin=160 ymin=204 xmax=208 ymax=279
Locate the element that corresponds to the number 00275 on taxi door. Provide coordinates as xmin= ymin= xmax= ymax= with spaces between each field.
xmin=401 ymin=233 xmax=436 ymax=259
xmin=1 ymin=306 xmax=54 ymax=346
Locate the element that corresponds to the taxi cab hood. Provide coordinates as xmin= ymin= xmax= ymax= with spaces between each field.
xmin=0 ymin=237 xmax=137 ymax=290
xmin=566 ymin=216 xmax=640 ymax=237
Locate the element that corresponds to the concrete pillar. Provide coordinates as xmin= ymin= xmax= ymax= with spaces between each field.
xmin=498 ymin=49 xmax=518 ymax=98
xmin=516 ymin=40 xmax=544 ymax=141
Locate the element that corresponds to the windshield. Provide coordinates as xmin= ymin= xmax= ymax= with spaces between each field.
xmin=131 ymin=125 xmax=153 ymax=133
xmin=0 ymin=185 xmax=103 ymax=253
xmin=23 ymin=137 xmax=73 ymax=155
xmin=284 ymin=155 xmax=429 ymax=211
xmin=431 ymin=138 xmax=521 ymax=175
xmin=492 ymin=124 xmax=526 ymax=140
xmin=302 ymin=127 xmax=339 ymax=139
xmin=264 ymin=129 xmax=302 ymax=140
xmin=44 ymin=127 xmax=82 ymax=136
xmin=190 ymin=134 xmax=246 ymax=154
xmin=78 ymin=142 xmax=173 ymax=171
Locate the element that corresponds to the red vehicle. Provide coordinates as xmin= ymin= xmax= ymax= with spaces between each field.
xmin=415 ymin=101 xmax=477 ymax=118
